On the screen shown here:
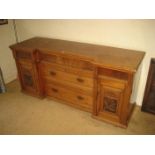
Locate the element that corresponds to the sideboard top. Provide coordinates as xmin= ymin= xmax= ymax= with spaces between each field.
xmin=10 ymin=37 xmax=145 ymax=73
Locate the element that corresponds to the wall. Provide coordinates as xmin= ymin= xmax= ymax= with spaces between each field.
xmin=0 ymin=20 xmax=17 ymax=83
xmin=15 ymin=19 xmax=155 ymax=106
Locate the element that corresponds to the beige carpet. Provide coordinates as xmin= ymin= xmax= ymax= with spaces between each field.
xmin=0 ymin=80 xmax=155 ymax=135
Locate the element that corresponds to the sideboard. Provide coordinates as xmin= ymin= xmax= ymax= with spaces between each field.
xmin=10 ymin=37 xmax=145 ymax=128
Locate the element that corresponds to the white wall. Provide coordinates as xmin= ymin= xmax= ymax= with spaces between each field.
xmin=0 ymin=20 xmax=17 ymax=83
xmin=15 ymin=19 xmax=155 ymax=106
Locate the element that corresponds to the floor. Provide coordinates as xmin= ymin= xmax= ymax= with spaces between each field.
xmin=0 ymin=80 xmax=155 ymax=135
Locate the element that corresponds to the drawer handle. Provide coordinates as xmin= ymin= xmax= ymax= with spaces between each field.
xmin=51 ymin=88 xmax=58 ymax=92
xmin=77 ymin=96 xmax=84 ymax=100
xmin=50 ymin=71 xmax=56 ymax=76
xmin=77 ymin=78 xmax=84 ymax=83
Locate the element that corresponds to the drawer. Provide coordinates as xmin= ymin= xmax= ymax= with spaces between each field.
xmin=40 ymin=61 xmax=94 ymax=78
xmin=98 ymin=75 xmax=126 ymax=90
xmin=40 ymin=61 xmax=94 ymax=88
xmin=40 ymin=52 xmax=94 ymax=71
xmin=45 ymin=83 xmax=93 ymax=110
xmin=44 ymin=78 xmax=93 ymax=96
xmin=15 ymin=50 xmax=32 ymax=60
xmin=98 ymin=67 xmax=129 ymax=81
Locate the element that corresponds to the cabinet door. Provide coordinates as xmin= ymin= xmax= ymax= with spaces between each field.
xmin=18 ymin=62 xmax=38 ymax=95
xmin=97 ymin=77 xmax=126 ymax=123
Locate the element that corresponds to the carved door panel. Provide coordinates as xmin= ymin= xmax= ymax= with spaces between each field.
xmin=97 ymin=77 xmax=126 ymax=122
xmin=18 ymin=62 xmax=38 ymax=94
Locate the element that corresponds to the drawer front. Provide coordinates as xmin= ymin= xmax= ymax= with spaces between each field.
xmin=40 ymin=52 xmax=94 ymax=71
xmin=98 ymin=67 xmax=129 ymax=81
xmin=45 ymin=83 xmax=93 ymax=111
xmin=15 ymin=50 xmax=32 ymax=60
xmin=44 ymin=78 xmax=93 ymax=96
xmin=40 ymin=61 xmax=94 ymax=88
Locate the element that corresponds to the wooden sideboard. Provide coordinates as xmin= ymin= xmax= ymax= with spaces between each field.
xmin=10 ymin=37 xmax=145 ymax=128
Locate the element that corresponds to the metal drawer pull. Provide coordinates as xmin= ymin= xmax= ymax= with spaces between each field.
xmin=77 ymin=96 xmax=84 ymax=100
xmin=50 ymin=71 xmax=56 ymax=76
xmin=51 ymin=88 xmax=58 ymax=92
xmin=76 ymin=78 xmax=84 ymax=83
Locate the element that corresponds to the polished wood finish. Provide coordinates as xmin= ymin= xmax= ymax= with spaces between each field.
xmin=96 ymin=75 xmax=127 ymax=126
xmin=45 ymin=81 xmax=93 ymax=112
xmin=40 ymin=61 xmax=94 ymax=88
xmin=142 ymin=58 xmax=155 ymax=114
xmin=10 ymin=37 xmax=145 ymax=127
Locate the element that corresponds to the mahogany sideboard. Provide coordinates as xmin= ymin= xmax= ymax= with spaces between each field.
xmin=10 ymin=37 xmax=145 ymax=128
